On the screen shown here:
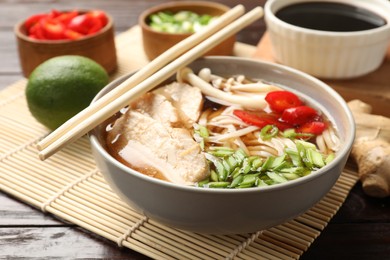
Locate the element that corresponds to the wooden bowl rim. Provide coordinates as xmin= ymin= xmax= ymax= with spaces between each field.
xmin=139 ymin=0 xmax=231 ymax=36
xmin=14 ymin=10 xmax=114 ymax=45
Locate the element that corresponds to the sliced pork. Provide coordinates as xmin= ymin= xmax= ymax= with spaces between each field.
xmin=107 ymin=90 xmax=209 ymax=185
xmin=130 ymin=92 xmax=179 ymax=127
xmin=154 ymin=82 xmax=203 ymax=128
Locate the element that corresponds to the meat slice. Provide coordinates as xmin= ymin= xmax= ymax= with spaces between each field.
xmin=107 ymin=111 xmax=209 ymax=185
xmin=154 ymin=82 xmax=203 ymax=128
xmin=130 ymin=92 xmax=179 ymax=127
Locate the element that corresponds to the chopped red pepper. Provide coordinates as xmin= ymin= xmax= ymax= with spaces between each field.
xmin=24 ymin=9 xmax=109 ymax=41
xmin=265 ymin=90 xmax=302 ymax=113
xmin=281 ymin=106 xmax=319 ymax=125
xmin=233 ymin=110 xmax=293 ymax=130
xmin=297 ymin=121 xmax=327 ymax=135
xmin=87 ymin=10 xmax=109 ymax=27
xmin=48 ymin=9 xmax=61 ymax=19
xmin=233 ymin=90 xmax=329 ymax=138
xmin=25 ymin=13 xmax=47 ymax=31
xmin=68 ymin=14 xmax=100 ymax=34
xmin=40 ymin=18 xmax=66 ymax=40
xmin=63 ymin=29 xmax=84 ymax=40
xmin=55 ymin=10 xmax=78 ymax=24
xmin=28 ymin=22 xmax=46 ymax=40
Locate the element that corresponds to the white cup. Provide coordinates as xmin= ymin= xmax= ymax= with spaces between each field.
xmin=264 ymin=0 xmax=390 ymax=79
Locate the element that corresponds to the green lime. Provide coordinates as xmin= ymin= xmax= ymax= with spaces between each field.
xmin=26 ymin=55 xmax=109 ymax=130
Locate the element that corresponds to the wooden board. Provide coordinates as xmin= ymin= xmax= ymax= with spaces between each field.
xmin=253 ymin=33 xmax=390 ymax=117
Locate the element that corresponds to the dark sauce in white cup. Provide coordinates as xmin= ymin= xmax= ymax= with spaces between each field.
xmin=275 ymin=2 xmax=387 ymax=32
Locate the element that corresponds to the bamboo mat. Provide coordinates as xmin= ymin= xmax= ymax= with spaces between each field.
xmin=0 ymin=26 xmax=359 ymax=259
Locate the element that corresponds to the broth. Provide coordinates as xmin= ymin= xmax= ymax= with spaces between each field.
xmin=104 ymin=70 xmax=340 ymax=188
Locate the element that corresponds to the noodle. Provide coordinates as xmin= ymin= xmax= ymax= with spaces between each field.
xmin=207 ymin=126 xmax=259 ymax=143
xmin=107 ymin=67 xmax=341 ymax=188
xmin=321 ymin=128 xmax=341 ymax=152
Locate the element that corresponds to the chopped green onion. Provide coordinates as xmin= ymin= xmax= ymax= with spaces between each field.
xmin=296 ymin=140 xmax=317 ymax=150
xmin=307 ymin=149 xmax=325 ymax=168
xmin=197 ymin=178 xmax=210 ymax=187
xmin=210 ymin=170 xmax=219 ymax=182
xmin=285 ymin=148 xmax=303 ymax=167
xmin=214 ymin=160 xmax=227 ymax=181
xmin=251 ymin=157 xmax=263 ymax=170
xmin=283 ymin=128 xmax=314 ymax=139
xmin=231 ymin=167 xmax=242 ymax=179
xmin=207 ymin=146 xmax=234 ymax=157
xmin=260 ymin=125 xmax=279 ymax=140
xmin=267 ymin=172 xmax=288 ymax=183
xmin=148 ymin=11 xmax=217 ymax=34
xmin=261 ymin=156 xmax=274 ymax=171
xmin=270 ymin=154 xmax=286 ymax=169
xmin=241 ymin=158 xmax=252 ymax=174
xmin=222 ymin=159 xmax=231 ymax=175
xmin=257 ymin=179 xmax=268 ymax=187
xmin=199 ymin=139 xmax=205 ymax=151
xmin=280 ymin=166 xmax=305 ymax=175
xmin=207 ymin=182 xmax=230 ymax=188
xmin=283 ymin=128 xmax=297 ymax=138
xmin=233 ymin=149 xmax=246 ymax=162
xmin=230 ymin=175 xmax=243 ymax=188
xmin=240 ymin=174 xmax=259 ymax=187
xmin=227 ymin=156 xmax=238 ymax=169
xmin=196 ymin=124 xmax=209 ymax=138
xmin=282 ymin=173 xmax=300 ymax=180
xmin=325 ymin=153 xmax=335 ymax=164
xmin=200 ymin=137 xmax=332 ymax=189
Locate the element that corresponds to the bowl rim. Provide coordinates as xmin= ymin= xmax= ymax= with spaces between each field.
xmin=14 ymin=9 xmax=114 ymax=44
xmin=89 ymin=56 xmax=355 ymax=194
xmin=138 ymin=0 xmax=231 ymax=36
xmin=264 ymin=0 xmax=390 ymax=37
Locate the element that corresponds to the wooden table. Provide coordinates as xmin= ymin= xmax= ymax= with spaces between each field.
xmin=1 ymin=1 xmax=389 ymax=259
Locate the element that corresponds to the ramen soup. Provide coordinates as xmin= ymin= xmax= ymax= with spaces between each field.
xmin=105 ymin=68 xmax=340 ymax=188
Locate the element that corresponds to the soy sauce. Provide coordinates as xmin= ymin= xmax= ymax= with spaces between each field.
xmin=275 ymin=2 xmax=386 ymax=32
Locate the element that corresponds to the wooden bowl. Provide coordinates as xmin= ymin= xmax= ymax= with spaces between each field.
xmin=15 ymin=11 xmax=117 ymax=77
xmin=139 ymin=1 xmax=236 ymax=60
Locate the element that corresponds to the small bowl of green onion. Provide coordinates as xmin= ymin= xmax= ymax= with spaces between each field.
xmin=139 ymin=1 xmax=236 ymax=60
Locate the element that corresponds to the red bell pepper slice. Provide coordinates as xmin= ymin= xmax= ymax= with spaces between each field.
xmin=87 ymin=10 xmax=108 ymax=27
xmin=40 ymin=18 xmax=66 ymax=40
xmin=281 ymin=106 xmax=319 ymax=125
xmin=24 ymin=9 xmax=108 ymax=40
xmin=265 ymin=90 xmax=302 ymax=113
xmin=297 ymin=121 xmax=327 ymax=135
xmin=28 ymin=22 xmax=46 ymax=40
xmin=87 ymin=19 xmax=103 ymax=35
xmin=25 ymin=14 xmax=47 ymax=31
xmin=64 ymin=29 xmax=84 ymax=40
xmin=68 ymin=13 xmax=102 ymax=35
xmin=48 ymin=9 xmax=61 ymax=19
xmin=233 ymin=110 xmax=293 ymax=130
xmin=55 ymin=10 xmax=78 ymax=25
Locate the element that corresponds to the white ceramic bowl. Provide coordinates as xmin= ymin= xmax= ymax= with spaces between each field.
xmin=265 ymin=0 xmax=390 ymax=79
xmin=89 ymin=57 xmax=355 ymax=234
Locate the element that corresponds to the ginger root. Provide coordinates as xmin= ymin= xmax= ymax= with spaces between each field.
xmin=348 ymin=100 xmax=390 ymax=198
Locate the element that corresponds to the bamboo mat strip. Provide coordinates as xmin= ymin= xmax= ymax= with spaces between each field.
xmin=0 ymin=26 xmax=359 ymax=259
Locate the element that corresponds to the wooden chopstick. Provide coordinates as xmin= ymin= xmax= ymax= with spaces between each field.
xmin=38 ymin=7 xmax=264 ymax=160
xmin=36 ymin=5 xmax=245 ymax=151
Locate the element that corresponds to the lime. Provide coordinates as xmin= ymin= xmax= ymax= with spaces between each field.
xmin=26 ymin=55 xmax=109 ymax=130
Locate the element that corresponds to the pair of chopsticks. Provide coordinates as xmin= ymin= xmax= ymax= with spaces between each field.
xmin=37 ymin=5 xmax=264 ymax=160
